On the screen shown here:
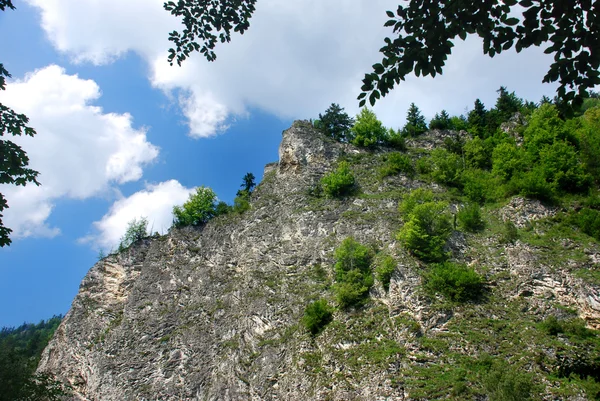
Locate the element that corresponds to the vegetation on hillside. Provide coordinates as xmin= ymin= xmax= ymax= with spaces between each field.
xmin=0 ymin=316 xmax=69 ymax=400
xmin=118 ymin=217 xmax=149 ymax=252
xmin=299 ymin=88 xmax=600 ymax=399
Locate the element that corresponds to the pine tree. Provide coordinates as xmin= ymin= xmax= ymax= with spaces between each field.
xmin=429 ymin=110 xmax=451 ymax=130
xmin=493 ymin=86 xmax=523 ymax=121
xmin=316 ymin=103 xmax=354 ymax=142
xmin=467 ymin=99 xmax=487 ymax=137
xmin=402 ymin=103 xmax=427 ymax=137
xmin=241 ymin=173 xmax=256 ymax=193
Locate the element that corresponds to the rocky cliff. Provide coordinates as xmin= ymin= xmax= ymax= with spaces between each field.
xmin=39 ymin=121 xmax=600 ymax=400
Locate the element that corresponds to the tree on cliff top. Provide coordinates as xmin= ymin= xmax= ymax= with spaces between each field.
xmin=1 ymin=0 xmax=40 ymax=247
xmin=173 ymin=186 xmax=218 ymax=226
xmin=164 ymin=0 xmax=600 ymax=108
xmin=315 ymin=103 xmax=354 ymax=142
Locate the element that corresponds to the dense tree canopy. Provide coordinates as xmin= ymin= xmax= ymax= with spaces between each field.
xmin=0 ymin=316 xmax=68 ymax=400
xmin=1 ymin=1 xmax=40 ymax=247
xmin=164 ymin=1 xmax=599 ymax=108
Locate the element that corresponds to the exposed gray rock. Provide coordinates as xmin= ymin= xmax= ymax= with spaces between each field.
xmin=38 ymin=123 xmax=409 ymax=401
xmin=37 ymin=121 xmax=600 ymax=400
xmin=500 ymin=197 xmax=559 ymax=228
xmin=500 ymin=112 xmax=527 ymax=145
xmin=405 ymin=129 xmax=470 ymax=151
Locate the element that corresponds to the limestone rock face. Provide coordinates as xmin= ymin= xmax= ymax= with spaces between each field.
xmin=38 ymin=122 xmax=600 ymax=401
xmin=278 ymin=120 xmax=343 ymax=174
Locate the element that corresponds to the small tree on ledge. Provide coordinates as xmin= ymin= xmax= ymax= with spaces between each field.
xmin=315 ymin=103 xmax=354 ymax=142
xmin=402 ymin=103 xmax=427 ymax=137
xmin=173 ymin=186 xmax=217 ymax=227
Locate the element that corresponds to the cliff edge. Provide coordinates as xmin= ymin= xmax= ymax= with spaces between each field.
xmin=38 ymin=121 xmax=600 ymax=400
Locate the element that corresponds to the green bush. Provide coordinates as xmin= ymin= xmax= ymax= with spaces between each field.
xmin=215 ymin=201 xmax=231 ymax=215
xmin=500 ymin=220 xmax=519 ymax=244
xmin=232 ymin=190 xmax=251 ymax=214
xmin=461 ymin=169 xmax=502 ymax=204
xmin=118 ymin=217 xmax=148 ymax=251
xmin=424 ymin=262 xmax=485 ymax=303
xmin=578 ymin=107 xmax=600 ymax=181
xmin=349 ymin=108 xmax=387 ymax=147
xmin=415 ymin=156 xmax=433 ymax=175
xmin=464 ymin=137 xmax=492 ymax=170
xmin=513 ymin=168 xmax=557 ymax=202
xmin=429 ymin=148 xmax=463 ymax=187
xmin=442 ymin=133 xmax=466 ymax=155
xmin=333 ymin=237 xmax=374 ymax=308
xmin=450 ymin=115 xmax=469 ymax=131
xmin=384 ymin=128 xmax=407 ymax=150
xmin=302 ymin=299 xmax=333 ymax=335
xmin=576 ymin=208 xmax=600 ymax=241
xmin=334 ymin=237 xmax=374 ymax=280
xmin=378 ymin=152 xmax=414 ymax=178
xmin=334 ymin=270 xmax=374 ymax=308
xmin=173 ymin=186 xmax=218 ymax=226
xmin=457 ymin=203 xmax=485 ymax=232
xmin=482 ymin=363 xmax=534 ymax=401
xmin=375 ymin=255 xmax=396 ymax=291
xmin=321 ymin=161 xmax=356 ymax=198
xmin=397 ymin=200 xmax=452 ymax=262
xmin=540 ymin=315 xmax=563 ymax=336
xmin=398 ymin=188 xmax=435 ymax=216
xmin=492 ymin=142 xmax=528 ymax=182
xmin=522 ymin=103 xmax=571 ymax=156
xmin=537 ymin=140 xmax=591 ymax=192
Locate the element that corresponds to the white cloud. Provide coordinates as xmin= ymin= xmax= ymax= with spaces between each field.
xmin=0 ymin=65 xmax=159 ymax=238
xmin=26 ymin=0 xmax=559 ymax=136
xmin=25 ymin=0 xmax=174 ymax=64
xmin=81 ymin=180 xmax=194 ymax=250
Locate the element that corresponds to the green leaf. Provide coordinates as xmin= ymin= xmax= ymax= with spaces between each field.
xmin=369 ymin=92 xmax=377 ymax=106
xmin=515 ymin=42 xmax=523 ymax=53
xmin=386 ymin=10 xmax=394 ymax=18
xmin=504 ymin=17 xmax=519 ymax=26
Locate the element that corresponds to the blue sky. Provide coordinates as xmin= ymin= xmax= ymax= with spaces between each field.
xmin=0 ymin=0 xmax=560 ymax=328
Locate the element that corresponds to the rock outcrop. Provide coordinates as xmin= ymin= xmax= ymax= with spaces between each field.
xmin=38 ymin=121 xmax=600 ymax=400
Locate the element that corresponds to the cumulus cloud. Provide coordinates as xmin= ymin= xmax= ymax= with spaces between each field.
xmin=81 ymin=180 xmax=194 ymax=250
xmin=26 ymin=0 xmax=559 ymax=136
xmin=0 ymin=65 xmax=159 ymax=238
